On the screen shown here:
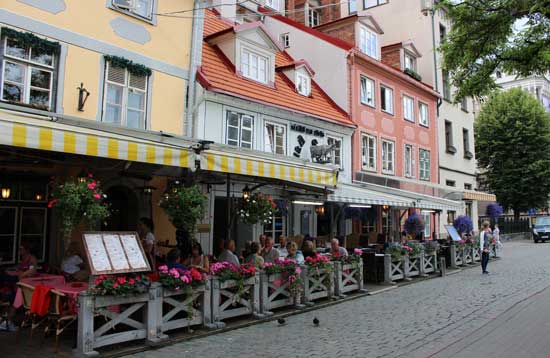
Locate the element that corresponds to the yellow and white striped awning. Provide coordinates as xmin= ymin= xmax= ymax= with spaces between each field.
xmin=463 ymin=190 xmax=496 ymax=202
xmin=201 ymin=150 xmax=337 ymax=187
xmin=0 ymin=111 xmax=194 ymax=168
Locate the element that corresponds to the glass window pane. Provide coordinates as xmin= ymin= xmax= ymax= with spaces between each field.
xmin=105 ymin=104 xmax=122 ymax=124
xmin=5 ymin=38 xmax=26 ymax=59
xmin=20 ymin=209 xmax=45 ymax=235
xmin=227 ymin=112 xmax=239 ymax=127
xmin=29 ymin=89 xmax=50 ymax=106
xmin=241 ymin=128 xmax=252 ymax=143
xmin=133 ymin=0 xmax=153 ymax=18
xmin=2 ymin=83 xmax=23 ymax=102
xmin=106 ymin=83 xmax=123 ymax=104
xmin=126 ymin=109 xmax=144 ymax=129
xmin=4 ymin=62 xmax=25 ymax=83
xmin=242 ymin=116 xmax=252 ymax=128
xmin=30 ymin=68 xmax=51 ymax=90
xmin=0 ymin=208 xmax=16 ymax=235
xmin=228 ymin=126 xmax=239 ymax=142
xmin=127 ymin=90 xmax=145 ymax=110
xmin=241 ymin=142 xmax=251 ymax=149
xmin=265 ymin=124 xmax=274 ymax=153
xmin=30 ymin=47 xmax=54 ymax=66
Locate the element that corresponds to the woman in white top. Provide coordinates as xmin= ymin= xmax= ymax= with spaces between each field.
xmin=138 ymin=217 xmax=156 ymax=268
xmin=479 ymin=221 xmax=492 ymax=274
xmin=189 ymin=241 xmax=210 ymax=273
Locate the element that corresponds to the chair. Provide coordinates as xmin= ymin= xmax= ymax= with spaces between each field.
xmin=45 ymin=290 xmax=77 ymax=352
xmin=0 ymin=300 xmax=9 ymax=327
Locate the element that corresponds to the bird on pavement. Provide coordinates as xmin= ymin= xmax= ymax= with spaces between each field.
xmin=277 ymin=318 xmax=286 ymax=325
xmin=313 ymin=317 xmax=320 ymax=326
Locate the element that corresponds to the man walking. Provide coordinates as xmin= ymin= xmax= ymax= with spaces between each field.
xmin=479 ymin=221 xmax=492 ymax=274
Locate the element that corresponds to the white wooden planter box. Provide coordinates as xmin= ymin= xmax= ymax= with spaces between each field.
xmin=450 ymin=246 xmax=464 ymax=268
xmin=260 ymin=272 xmax=302 ymax=315
xmin=210 ymin=274 xmax=262 ymax=328
xmin=76 ymin=284 xmax=165 ymax=357
xmin=384 ymin=255 xmax=405 ymax=284
xmin=405 ymin=255 xmax=421 ymax=278
xmin=464 ymin=247 xmax=473 ymax=264
xmin=333 ymin=260 xmax=366 ymax=297
xmin=302 ymin=264 xmax=335 ymax=304
xmin=159 ymin=280 xmax=212 ymax=333
xmin=472 ymin=247 xmax=481 ymax=262
xmin=421 ymin=252 xmax=438 ymax=274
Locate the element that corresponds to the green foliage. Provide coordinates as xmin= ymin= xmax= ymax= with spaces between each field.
xmin=49 ymin=175 xmax=110 ymax=241
xmin=437 ymin=0 xmax=550 ymax=100
xmin=159 ymin=183 xmax=207 ymax=235
xmin=91 ymin=274 xmax=151 ymax=296
xmin=238 ymin=192 xmax=276 ymax=225
xmin=404 ymin=68 xmax=422 ymax=81
xmin=104 ymin=55 xmax=152 ymax=77
xmin=475 ymin=88 xmax=550 ymax=215
xmin=1 ymin=27 xmax=60 ymax=54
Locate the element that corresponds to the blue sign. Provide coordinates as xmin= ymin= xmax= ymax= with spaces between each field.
xmin=444 ymin=224 xmax=462 ymax=241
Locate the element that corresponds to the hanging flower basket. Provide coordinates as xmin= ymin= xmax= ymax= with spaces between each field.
xmin=238 ymin=192 xmax=276 ymax=225
xmin=159 ymin=183 xmax=207 ymax=236
xmin=404 ymin=214 xmax=425 ymax=237
xmin=453 ymin=215 xmax=473 ymax=235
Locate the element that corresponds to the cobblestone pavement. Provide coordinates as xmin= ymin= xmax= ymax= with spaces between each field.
xmin=126 ymin=241 xmax=550 ymax=358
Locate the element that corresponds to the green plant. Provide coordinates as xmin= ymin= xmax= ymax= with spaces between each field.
xmin=404 ymin=68 xmax=422 ymax=81
xmin=91 ymin=274 xmax=150 ymax=296
xmin=104 ymin=55 xmax=152 ymax=77
xmin=160 ymin=183 xmax=207 ymax=236
xmin=407 ymin=242 xmax=424 ymax=257
xmin=264 ymin=259 xmax=303 ymax=296
xmin=1 ymin=27 xmax=60 ymax=54
xmin=386 ymin=243 xmax=406 ymax=261
xmin=48 ymin=174 xmax=110 ymax=247
xmin=238 ymin=192 xmax=276 ymax=225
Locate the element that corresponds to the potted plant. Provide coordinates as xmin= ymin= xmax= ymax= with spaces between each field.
xmin=453 ymin=215 xmax=474 ymax=237
xmin=238 ymin=192 xmax=276 ymax=225
xmin=303 ymin=253 xmax=334 ymax=303
xmin=404 ymin=214 xmax=426 ymax=240
xmin=332 ymin=249 xmax=365 ymax=296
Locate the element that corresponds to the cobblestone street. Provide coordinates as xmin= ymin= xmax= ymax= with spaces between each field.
xmin=125 ymin=241 xmax=550 ymax=358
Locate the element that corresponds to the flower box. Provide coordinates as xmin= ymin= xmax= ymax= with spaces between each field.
xmin=405 ymin=255 xmax=421 ymax=278
xmin=333 ymin=260 xmax=365 ymax=297
xmin=384 ymin=255 xmax=405 ymax=283
xmin=210 ymin=274 xmax=262 ymax=328
xmin=301 ymin=264 xmax=335 ymax=304
xmin=260 ymin=272 xmax=302 ymax=314
xmin=450 ymin=246 xmax=464 ymax=268
xmin=421 ymin=252 xmax=438 ymax=274
xmin=464 ymin=246 xmax=473 ymax=264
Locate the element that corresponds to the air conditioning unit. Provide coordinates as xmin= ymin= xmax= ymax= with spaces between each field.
xmin=421 ymin=0 xmax=434 ymax=15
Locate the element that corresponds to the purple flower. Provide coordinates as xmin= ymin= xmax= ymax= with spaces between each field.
xmin=404 ymin=214 xmax=425 ymax=235
xmin=453 ymin=215 xmax=473 ymax=234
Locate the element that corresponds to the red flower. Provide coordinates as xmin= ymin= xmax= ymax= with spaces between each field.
xmin=128 ymin=279 xmax=135 ymax=285
xmin=94 ymin=278 xmax=103 ymax=285
xmin=189 ymin=267 xmax=203 ymax=281
xmin=93 ymin=193 xmax=101 ymax=200
xmin=113 ymin=282 xmax=119 ymax=289
xmin=88 ymin=173 xmax=93 ymax=178
xmin=47 ymin=199 xmax=57 ymax=208
xmin=116 ymin=276 xmax=127 ymax=284
xmin=87 ymin=181 xmax=97 ymax=190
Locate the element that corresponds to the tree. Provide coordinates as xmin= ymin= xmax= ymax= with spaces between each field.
xmin=437 ymin=0 xmax=550 ymax=100
xmin=475 ymin=88 xmax=550 ymax=219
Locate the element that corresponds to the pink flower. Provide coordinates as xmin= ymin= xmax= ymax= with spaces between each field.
xmin=113 ymin=282 xmax=119 ymax=289
xmin=87 ymin=182 xmax=97 ymax=190
xmin=93 ymin=193 xmax=101 ymax=200
xmin=128 ymin=279 xmax=135 ymax=285
xmin=158 ymin=265 xmax=168 ymax=273
xmin=264 ymin=262 xmax=274 ymax=268
xmin=295 ymin=267 xmax=302 ymax=274
xmin=180 ymin=275 xmax=191 ymax=284
xmin=169 ymin=268 xmax=180 ymax=278
xmin=354 ymin=248 xmax=363 ymax=255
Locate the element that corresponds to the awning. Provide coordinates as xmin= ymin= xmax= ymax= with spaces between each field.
xmin=463 ymin=191 xmax=496 ymax=202
xmin=0 ymin=110 xmax=195 ymax=168
xmin=327 ymin=183 xmax=412 ymax=207
xmin=201 ymin=149 xmax=337 ymax=187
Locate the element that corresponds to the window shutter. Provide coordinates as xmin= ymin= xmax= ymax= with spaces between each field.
xmin=129 ymin=73 xmax=147 ymax=90
xmin=107 ymin=64 xmax=126 ymax=85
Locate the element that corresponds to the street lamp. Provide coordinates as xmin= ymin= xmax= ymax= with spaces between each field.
xmin=315 ymin=205 xmax=326 ymax=216
xmin=1 ymin=187 xmax=11 ymax=199
xmin=77 ymin=170 xmax=88 ymax=183
xmin=242 ymin=185 xmax=250 ymax=200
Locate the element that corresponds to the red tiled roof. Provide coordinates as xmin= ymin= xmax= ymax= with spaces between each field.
xmin=200 ymin=10 xmax=354 ymax=127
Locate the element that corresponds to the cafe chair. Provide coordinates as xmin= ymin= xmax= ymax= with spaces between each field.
xmin=45 ymin=289 xmax=77 ymax=353
xmin=15 ymin=282 xmax=47 ymax=342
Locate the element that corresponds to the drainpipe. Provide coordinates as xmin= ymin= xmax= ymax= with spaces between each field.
xmin=185 ymin=0 xmax=206 ymax=138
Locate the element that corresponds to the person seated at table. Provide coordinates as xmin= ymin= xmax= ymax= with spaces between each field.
xmin=61 ymin=242 xmax=89 ymax=282
xmin=301 ymin=240 xmax=316 ymax=259
xmin=261 ymin=237 xmax=280 ymax=264
xmin=258 ymin=234 xmax=267 ymax=250
xmin=218 ymin=240 xmax=240 ymax=267
xmin=330 ymin=238 xmax=348 ymax=258
xmin=278 ymin=236 xmax=288 ymax=257
xmin=166 ymin=249 xmax=187 ymax=270
xmin=189 ymin=241 xmax=210 ymax=273
xmin=245 ymin=241 xmax=264 ymax=268
xmin=286 ymin=242 xmax=304 ymax=264
xmin=138 ymin=217 xmax=157 ymax=268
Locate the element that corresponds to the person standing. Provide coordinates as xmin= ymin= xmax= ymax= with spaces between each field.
xmin=493 ymin=223 xmax=503 ymax=254
xmin=479 ymin=221 xmax=493 ymax=274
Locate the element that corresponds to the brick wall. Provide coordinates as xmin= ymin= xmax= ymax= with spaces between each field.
xmin=285 ymin=0 xmax=340 ymax=26
xmin=381 ymin=47 xmax=401 ymax=69
xmin=321 ymin=25 xmax=355 ymax=44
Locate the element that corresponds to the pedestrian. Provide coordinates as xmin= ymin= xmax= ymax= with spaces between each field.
xmin=479 ymin=221 xmax=493 ymax=274
xmin=493 ymin=223 xmax=503 ymax=254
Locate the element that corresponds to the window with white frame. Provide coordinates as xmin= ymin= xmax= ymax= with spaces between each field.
xmin=349 ymin=0 xmax=357 ymax=13
xmin=264 ymin=215 xmax=286 ymax=241
xmin=1 ymin=36 xmax=56 ymax=110
xmin=308 ymin=9 xmax=320 ymax=27
xmin=280 ymin=33 xmax=290 ymax=48
xmin=380 ymin=85 xmax=393 ymax=114
xmin=418 ymin=102 xmax=429 ymax=127
xmin=359 ymin=26 xmax=378 ymax=59
xmin=404 ymin=144 xmax=414 ymax=178
xmin=241 ymin=49 xmax=268 ymax=83
xmin=423 ymin=213 xmax=431 ymax=237
xmin=360 ymin=76 xmax=375 ymax=107
xmin=362 ymin=134 xmax=376 ymax=171
xmin=226 ymin=110 xmax=253 ymax=149
xmin=419 ymin=149 xmax=430 ymax=180
xmin=265 ymin=0 xmax=280 ymax=11
xmin=364 ymin=0 xmax=387 ymax=8
xmin=327 ymin=136 xmax=342 ymax=167
xmin=403 ymin=95 xmax=414 ymax=122
xmin=111 ymin=0 xmax=154 ymax=21
xmin=296 ymin=72 xmax=311 ymax=96
xmin=404 ymin=52 xmax=416 ymax=71
xmin=264 ymin=122 xmax=286 ymax=155
xmin=381 ymin=139 xmax=395 ymax=174
xmin=103 ymin=62 xmax=148 ymax=129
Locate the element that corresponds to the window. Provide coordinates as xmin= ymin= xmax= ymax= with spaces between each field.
xmin=265 ymin=0 xmax=280 ymax=11
xmin=404 ymin=144 xmax=414 ymax=178
xmin=111 ymin=0 xmax=154 ymax=21
xmin=403 ymin=95 xmax=414 ymax=122
xmin=360 ymin=76 xmax=375 ymax=106
xmin=439 ymin=23 xmax=447 ymax=43
xmin=463 ymin=128 xmax=472 ymax=158
xmin=418 ymin=102 xmax=429 ymax=127
xmin=423 ymin=213 xmax=431 ymax=238
xmin=1 ymin=37 xmax=56 ymax=110
xmin=308 ymin=9 xmax=320 ymax=27
xmin=419 ymin=149 xmax=430 ymax=180
xmin=465 ymin=201 xmax=472 ymax=218
xmin=362 ymin=134 xmax=377 ymax=171
xmin=241 ymin=49 xmax=268 ymax=83
xmin=461 ymin=97 xmax=468 ymax=111
xmin=264 ymin=215 xmax=285 ymax=241
xmin=381 ymin=139 xmax=395 ymax=174
xmin=404 ymin=52 xmax=416 ymax=71
xmin=442 ymin=71 xmax=451 ymax=101
xmin=445 ymin=120 xmax=455 ymax=153
xmin=296 ymin=72 xmax=311 ymax=96
xmin=226 ymin=110 xmax=253 ymax=149
xmin=349 ymin=0 xmax=357 ymax=13
xmin=495 ymin=71 xmax=502 ymax=79
xmin=447 ymin=210 xmax=456 ymax=224
xmin=364 ymin=0 xmax=387 ymax=8
xmin=446 ymin=180 xmax=456 ymax=187
xmin=103 ymin=62 xmax=148 ymax=129
xmin=327 ymin=137 xmax=342 ymax=167
xmin=264 ymin=122 xmax=286 ymax=155
xmin=380 ymin=86 xmax=393 ymax=114
xmin=464 ymin=183 xmax=473 ymax=190
xmin=0 ymin=207 xmax=17 ymax=264
xmin=280 ymin=33 xmax=290 ymax=48
xmin=359 ymin=27 xmax=378 ymax=59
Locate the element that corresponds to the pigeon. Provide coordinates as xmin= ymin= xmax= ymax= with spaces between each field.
xmin=313 ymin=317 xmax=320 ymax=326
xmin=277 ymin=318 xmax=286 ymax=325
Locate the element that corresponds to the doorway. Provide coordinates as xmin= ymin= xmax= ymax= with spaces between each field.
xmin=102 ymin=185 xmax=139 ymax=231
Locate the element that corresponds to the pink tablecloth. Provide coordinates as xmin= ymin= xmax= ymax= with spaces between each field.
xmin=12 ymin=275 xmax=66 ymax=309
xmin=50 ymin=282 xmax=89 ymax=314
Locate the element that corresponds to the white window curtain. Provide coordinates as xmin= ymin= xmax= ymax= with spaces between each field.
xmin=360 ymin=76 xmax=375 ymax=106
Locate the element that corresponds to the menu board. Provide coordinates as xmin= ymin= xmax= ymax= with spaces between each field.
xmin=83 ymin=232 xmax=151 ymax=275
xmin=444 ymin=225 xmax=462 ymax=242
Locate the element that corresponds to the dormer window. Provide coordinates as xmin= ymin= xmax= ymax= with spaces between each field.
xmin=404 ymin=52 xmax=416 ymax=71
xmin=296 ymin=72 xmax=311 ymax=96
xmin=359 ymin=26 xmax=378 ymax=59
xmin=241 ymin=48 xmax=268 ymax=83
xmin=308 ymin=9 xmax=321 ymax=27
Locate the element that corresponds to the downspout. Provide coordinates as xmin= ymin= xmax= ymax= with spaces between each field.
xmin=185 ymin=0 xmax=206 ymax=138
